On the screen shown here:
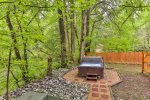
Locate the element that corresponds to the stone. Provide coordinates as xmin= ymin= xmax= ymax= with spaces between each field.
xmin=8 ymin=68 xmax=89 ymax=100
xmin=16 ymin=91 xmax=47 ymax=100
xmin=0 ymin=97 xmax=3 ymax=100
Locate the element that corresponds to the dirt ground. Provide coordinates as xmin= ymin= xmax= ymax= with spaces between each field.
xmin=107 ymin=64 xmax=150 ymax=100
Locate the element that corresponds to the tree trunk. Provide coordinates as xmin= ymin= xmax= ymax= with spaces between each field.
xmin=10 ymin=71 xmax=20 ymax=88
xmin=79 ymin=10 xmax=87 ymax=63
xmin=85 ymin=9 xmax=91 ymax=53
xmin=16 ymin=14 xmax=29 ymax=83
xmin=63 ymin=0 xmax=71 ymax=62
xmin=6 ymin=12 xmax=29 ymax=84
xmin=22 ymin=39 xmax=29 ymax=83
xmin=23 ymin=39 xmax=28 ymax=72
xmin=16 ymin=16 xmax=29 ymax=83
xmin=58 ymin=8 xmax=67 ymax=67
xmin=74 ymin=24 xmax=80 ymax=47
xmin=6 ymin=12 xmax=21 ymax=59
xmin=6 ymin=48 xmax=12 ymax=100
xmin=47 ymin=57 xmax=52 ymax=77
xmin=70 ymin=0 xmax=75 ymax=62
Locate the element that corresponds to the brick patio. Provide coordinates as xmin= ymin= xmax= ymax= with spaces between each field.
xmin=63 ymin=68 xmax=122 ymax=100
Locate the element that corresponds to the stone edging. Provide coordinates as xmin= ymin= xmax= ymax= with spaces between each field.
xmin=108 ymin=86 xmax=115 ymax=100
xmin=108 ymin=68 xmax=123 ymax=100
xmin=62 ymin=67 xmax=78 ymax=77
xmin=111 ymin=70 xmax=123 ymax=87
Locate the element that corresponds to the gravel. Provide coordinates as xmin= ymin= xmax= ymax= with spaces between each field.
xmin=112 ymin=74 xmax=150 ymax=100
xmin=107 ymin=64 xmax=150 ymax=100
xmin=3 ymin=68 xmax=89 ymax=100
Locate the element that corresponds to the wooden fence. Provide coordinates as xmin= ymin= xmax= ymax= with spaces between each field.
xmin=86 ymin=52 xmax=143 ymax=64
xmin=143 ymin=52 xmax=150 ymax=73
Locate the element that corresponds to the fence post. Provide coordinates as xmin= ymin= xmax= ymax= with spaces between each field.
xmin=142 ymin=52 xmax=144 ymax=73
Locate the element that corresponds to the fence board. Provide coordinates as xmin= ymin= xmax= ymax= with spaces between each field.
xmin=86 ymin=52 xmax=143 ymax=64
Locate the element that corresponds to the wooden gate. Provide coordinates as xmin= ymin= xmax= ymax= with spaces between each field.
xmin=142 ymin=52 xmax=150 ymax=74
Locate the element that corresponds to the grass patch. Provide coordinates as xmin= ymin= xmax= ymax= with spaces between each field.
xmin=106 ymin=63 xmax=142 ymax=75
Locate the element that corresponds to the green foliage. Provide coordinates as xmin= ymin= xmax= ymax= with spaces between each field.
xmin=0 ymin=0 xmax=150 ymax=96
xmin=87 ymin=0 xmax=150 ymax=52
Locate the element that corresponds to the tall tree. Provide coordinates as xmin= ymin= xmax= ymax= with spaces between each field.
xmin=70 ymin=0 xmax=75 ymax=61
xmin=85 ymin=8 xmax=90 ymax=53
xmin=79 ymin=10 xmax=87 ymax=63
xmin=6 ymin=48 xmax=12 ymax=100
xmin=58 ymin=8 xmax=67 ymax=67
xmin=6 ymin=11 xmax=29 ymax=83
xmin=63 ymin=0 xmax=71 ymax=62
xmin=6 ymin=12 xmax=21 ymax=59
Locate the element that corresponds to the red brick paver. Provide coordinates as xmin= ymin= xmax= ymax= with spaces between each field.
xmin=100 ymin=82 xmax=106 ymax=84
xmin=92 ymin=87 xmax=99 ymax=92
xmin=92 ymin=93 xmax=99 ymax=97
xmin=92 ymin=84 xmax=99 ymax=87
xmin=101 ymin=89 xmax=108 ymax=93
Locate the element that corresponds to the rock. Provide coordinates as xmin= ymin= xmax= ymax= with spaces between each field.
xmin=7 ymin=68 xmax=89 ymax=100
xmin=0 ymin=97 xmax=3 ymax=100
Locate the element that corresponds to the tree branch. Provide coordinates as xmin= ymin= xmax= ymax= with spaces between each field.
xmin=0 ymin=2 xmax=54 ymax=8
xmin=26 ymin=49 xmax=36 ymax=57
xmin=122 ymin=5 xmax=150 ymax=8
xmin=0 ymin=15 xmax=7 ymax=20
xmin=0 ymin=2 xmax=13 ymax=3
xmin=10 ymin=71 xmax=20 ymax=88
xmin=25 ymin=5 xmax=54 ymax=8
xmin=121 ymin=10 xmax=135 ymax=27
xmin=6 ymin=48 xmax=12 ymax=100
xmin=27 ymin=11 xmax=40 ymax=26
xmin=91 ymin=1 xmax=104 ymax=11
